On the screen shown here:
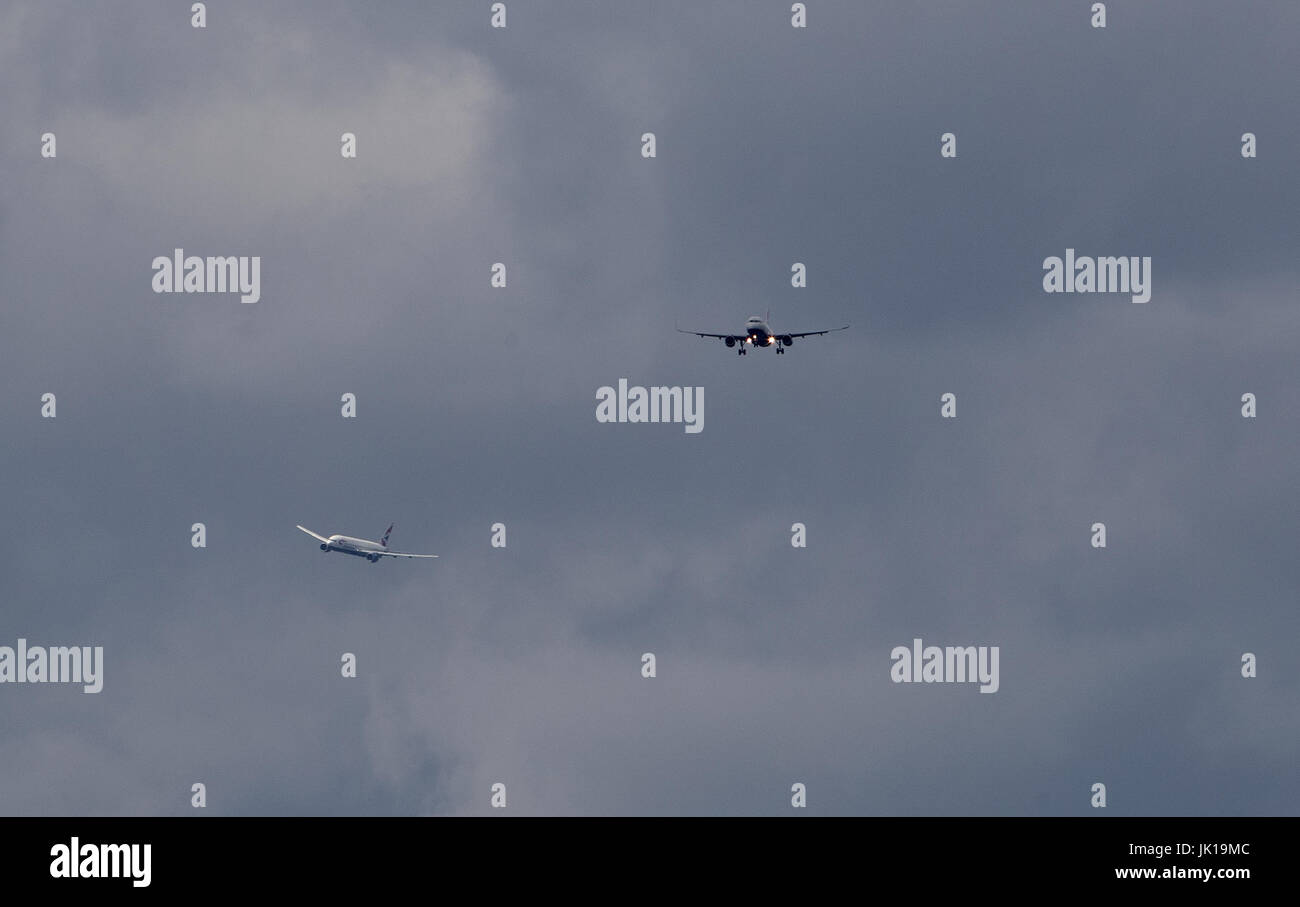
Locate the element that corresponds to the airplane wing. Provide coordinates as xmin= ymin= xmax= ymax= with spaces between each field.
xmin=375 ymin=551 xmax=439 ymax=559
xmin=676 ymin=326 xmax=742 ymax=341
xmin=296 ymin=524 xmax=330 ymax=543
xmin=785 ymin=324 xmax=851 ymax=339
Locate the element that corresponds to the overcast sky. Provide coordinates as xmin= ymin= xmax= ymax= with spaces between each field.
xmin=1 ymin=0 xmax=1297 ymax=815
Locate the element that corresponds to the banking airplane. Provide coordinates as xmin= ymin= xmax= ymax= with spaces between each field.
xmin=677 ymin=313 xmax=849 ymax=355
xmin=296 ymin=524 xmax=438 ymax=562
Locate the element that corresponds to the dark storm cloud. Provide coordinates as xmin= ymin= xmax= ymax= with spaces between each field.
xmin=0 ymin=1 xmax=1295 ymax=815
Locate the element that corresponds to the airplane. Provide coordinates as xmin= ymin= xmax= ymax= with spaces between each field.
xmin=296 ymin=524 xmax=438 ymax=563
xmin=676 ymin=312 xmax=849 ymax=355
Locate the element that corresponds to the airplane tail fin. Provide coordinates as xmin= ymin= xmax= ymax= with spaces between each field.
xmin=381 ymin=523 xmax=393 ymax=547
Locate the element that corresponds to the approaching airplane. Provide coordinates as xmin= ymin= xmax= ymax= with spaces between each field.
xmin=677 ymin=313 xmax=849 ymax=355
xmin=296 ymin=524 xmax=438 ymax=563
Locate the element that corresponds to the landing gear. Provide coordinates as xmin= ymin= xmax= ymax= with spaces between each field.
xmin=775 ymin=345 xmax=785 ymax=355
xmin=737 ymin=346 xmax=747 ymax=355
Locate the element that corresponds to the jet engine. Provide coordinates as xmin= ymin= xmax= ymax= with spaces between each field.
xmin=724 ymin=337 xmax=736 ymax=348
xmin=781 ymin=335 xmax=793 ymax=346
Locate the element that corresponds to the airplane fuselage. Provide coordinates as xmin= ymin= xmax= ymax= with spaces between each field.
xmin=323 ymin=535 xmax=387 ymax=560
xmin=735 ymin=316 xmax=792 ymax=354
xmin=744 ymin=317 xmax=775 ymax=347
